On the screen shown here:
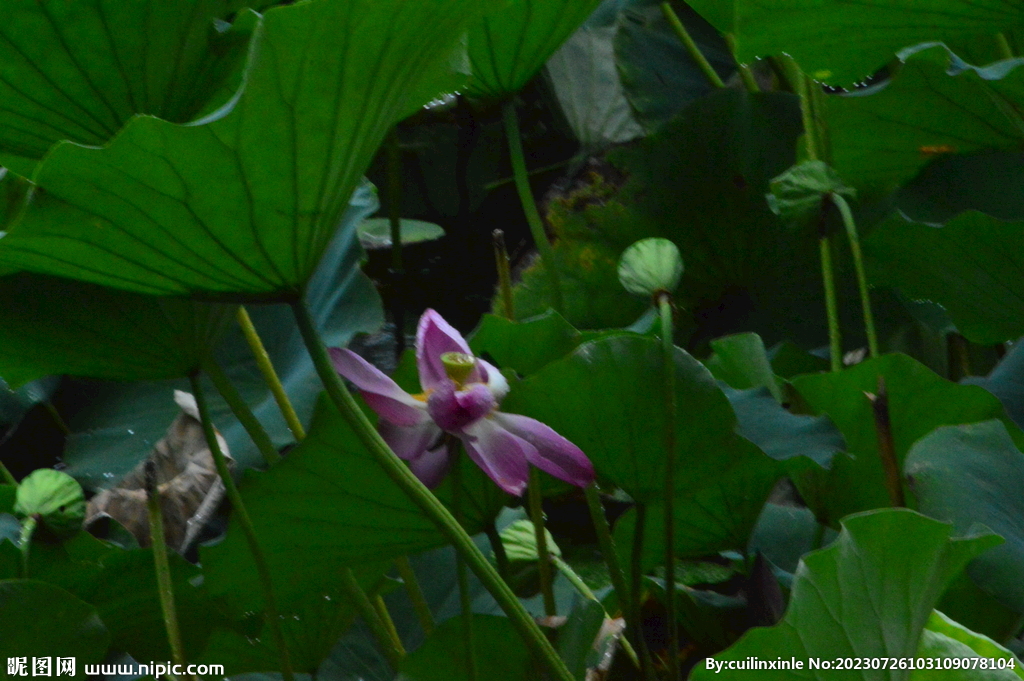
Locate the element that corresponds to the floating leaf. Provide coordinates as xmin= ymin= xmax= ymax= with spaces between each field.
xmin=0 ymin=0 xmax=491 ymax=297
xmin=689 ymin=509 xmax=1001 ymax=680
xmin=357 ymin=218 xmax=446 ymax=250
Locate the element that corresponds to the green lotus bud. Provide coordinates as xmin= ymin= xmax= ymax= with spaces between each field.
xmin=617 ymin=238 xmax=684 ymax=297
xmin=14 ymin=469 xmax=85 ymax=538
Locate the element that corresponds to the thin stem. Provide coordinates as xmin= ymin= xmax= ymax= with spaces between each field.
xmin=395 ymin=556 xmax=435 ymax=637
xmin=341 ymin=567 xmax=404 ymax=671
xmin=485 ymin=521 xmax=511 ymax=582
xmin=661 ymin=2 xmax=724 ymax=88
xmin=237 ymin=306 xmax=306 ymax=441
xmin=791 ymin=61 xmax=820 ymax=162
xmin=528 ymin=468 xmax=557 ymax=617
xmin=583 ymin=486 xmax=630 ymax=617
xmin=657 ymin=295 xmax=679 ymax=681
xmin=631 ymin=503 xmax=654 ymax=681
xmin=502 ymin=100 xmax=563 ymax=314
xmin=493 ymin=229 xmax=515 ymax=320
xmin=189 ymin=373 xmax=294 ymax=681
xmin=725 ymin=34 xmax=760 ymax=92
xmin=18 ymin=515 xmax=35 ymax=578
xmin=43 ymin=401 xmax=71 ymax=436
xmin=819 ymin=236 xmax=842 ymax=371
xmin=290 ymin=299 xmax=575 ymax=681
xmin=832 ymin=194 xmax=878 ymax=358
xmin=373 ymin=595 xmax=406 ymax=658
xmin=145 ymin=461 xmax=187 ymax=670
xmin=203 ymin=358 xmax=281 ymax=466
xmin=867 ymin=376 xmax=905 ymax=508
xmin=451 ymin=454 xmax=479 ymax=681
xmin=997 ymin=32 xmax=1016 ymax=60
xmin=0 ymin=459 xmax=16 ymax=486
xmin=387 ymin=127 xmax=406 ymax=358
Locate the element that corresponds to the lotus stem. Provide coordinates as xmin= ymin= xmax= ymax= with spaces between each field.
xmin=583 ymin=486 xmax=630 ymax=620
xmin=725 ymin=34 xmax=759 ymax=92
xmin=867 ymin=376 xmax=904 ymax=507
xmin=341 ymin=567 xmax=404 ymax=670
xmin=203 ymin=358 xmax=281 ymax=466
xmin=236 ymin=306 xmax=306 ymax=441
xmin=502 ymin=100 xmax=563 ymax=315
xmin=451 ymin=457 xmax=479 ymax=681
xmin=291 ymin=298 xmax=576 ymax=681
xmin=997 ymin=32 xmax=1015 ymax=60
xmin=820 ymin=236 xmax=842 ymax=371
xmin=396 ymin=556 xmax=435 ymax=636
xmin=528 ymin=467 xmax=557 ymax=617
xmin=373 ymin=594 xmax=406 ymax=658
xmin=0 ymin=459 xmax=16 ymax=486
xmin=661 ymin=2 xmax=724 ymax=89
xmin=485 ymin=521 xmax=511 ymax=582
xmin=493 ymin=229 xmax=515 ymax=320
xmin=145 ymin=460 xmax=187 ymax=672
xmin=658 ymin=293 xmax=679 ymax=681
xmin=189 ymin=372 xmax=294 ymax=681
xmin=832 ymin=194 xmax=878 ymax=358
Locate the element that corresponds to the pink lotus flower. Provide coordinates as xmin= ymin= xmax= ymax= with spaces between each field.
xmin=330 ymin=310 xmax=594 ymax=496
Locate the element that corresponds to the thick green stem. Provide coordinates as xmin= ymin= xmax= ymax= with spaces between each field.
xmin=819 ymin=237 xmax=842 ymax=371
xmin=661 ymin=2 xmax=724 ymax=88
xmin=832 ymin=194 xmax=878 ymax=358
xmin=528 ymin=467 xmax=557 ymax=617
xmin=396 ymin=556 xmax=435 ymax=637
xmin=237 ymin=306 xmax=306 ymax=441
xmin=725 ymin=33 xmax=760 ymax=92
xmin=493 ymin=229 xmax=515 ymax=320
xmin=451 ymin=455 xmax=479 ymax=681
xmin=291 ymin=299 xmax=575 ymax=681
xmin=145 ymin=461 xmax=187 ymax=670
xmin=790 ymin=61 xmax=820 ymax=162
xmin=374 ymin=594 xmax=406 ymax=658
xmin=658 ymin=295 xmax=679 ymax=681
xmin=18 ymin=515 xmax=35 ymax=578
xmin=341 ymin=567 xmax=404 ymax=671
xmin=502 ymin=101 xmax=563 ymax=314
xmin=189 ymin=373 xmax=294 ymax=681
xmin=203 ymin=358 xmax=281 ymax=466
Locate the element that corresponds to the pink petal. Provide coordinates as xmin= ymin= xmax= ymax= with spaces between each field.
xmin=476 ymin=359 xmax=509 ymax=403
xmin=416 ymin=309 xmax=472 ymax=391
xmin=329 ymin=347 xmax=427 ymax=427
xmin=460 ymin=418 xmax=531 ymax=496
xmin=407 ymin=444 xmax=452 ymax=489
xmin=427 ymin=381 xmax=495 ymax=432
xmin=493 ymin=413 xmax=595 ymax=488
xmin=379 ymin=419 xmax=443 ymax=461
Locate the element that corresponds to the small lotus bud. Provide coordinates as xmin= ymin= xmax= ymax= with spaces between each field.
xmin=14 ymin=469 xmax=86 ymax=538
xmin=617 ymin=238 xmax=683 ymax=297
xmin=440 ymin=351 xmax=476 ymax=384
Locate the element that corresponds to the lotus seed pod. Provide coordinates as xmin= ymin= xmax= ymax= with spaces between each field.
xmin=617 ymin=237 xmax=684 ymax=297
xmin=14 ymin=469 xmax=86 ymax=538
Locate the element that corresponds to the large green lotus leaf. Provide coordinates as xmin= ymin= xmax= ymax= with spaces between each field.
xmin=897 ymin=151 xmax=1024 ymax=224
xmin=705 ymin=332 xmax=781 ymax=398
xmin=0 ymin=580 xmax=110 ymax=674
xmin=502 ymin=334 xmax=756 ymax=502
xmin=790 ymin=353 xmax=1024 ymax=526
xmin=613 ymin=442 xmax=781 ymax=569
xmin=60 ymin=182 xmax=381 ymax=483
xmin=0 ymin=0 xmax=257 ymax=176
xmin=464 ymin=0 xmax=604 ymax=99
xmin=201 ymin=394 xmax=506 ymax=613
xmin=398 ymin=614 xmax=531 ymax=681
xmin=865 ymin=211 xmax=1024 ymax=345
xmin=905 ymin=421 xmax=1024 ymax=612
xmin=688 ymin=0 xmax=1024 ymax=87
xmin=0 ymin=0 xmax=489 ymax=297
xmin=964 ymin=341 xmax=1024 ymax=431
xmin=0 ymin=272 xmax=234 ymax=389
xmin=826 ymin=46 xmax=1024 ymax=196
xmin=944 ymin=27 xmax=1024 ymax=68
xmin=469 ymin=311 xmax=583 ymax=376
xmin=747 ymin=503 xmax=837 ymax=576
xmin=199 ymin=567 xmax=386 ymax=675
xmin=916 ymin=610 xmax=1024 ymax=680
xmin=614 ymin=0 xmax=735 ymax=132
xmin=689 ymin=509 xmax=1002 ymax=680
xmin=939 ymin=570 xmax=1024 ymax=644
